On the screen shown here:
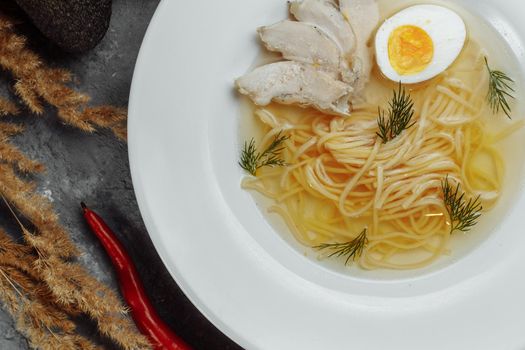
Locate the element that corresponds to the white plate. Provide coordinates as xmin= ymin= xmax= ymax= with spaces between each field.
xmin=129 ymin=1 xmax=525 ymax=349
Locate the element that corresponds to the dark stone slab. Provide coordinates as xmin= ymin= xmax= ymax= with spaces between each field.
xmin=14 ymin=0 xmax=112 ymax=53
xmin=0 ymin=1 xmax=243 ymax=349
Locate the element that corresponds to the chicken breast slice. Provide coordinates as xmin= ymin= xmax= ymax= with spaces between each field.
xmin=289 ymin=0 xmax=356 ymax=58
xmin=236 ymin=61 xmax=353 ymax=115
xmin=258 ymin=20 xmax=341 ymax=72
xmin=339 ymin=0 xmax=379 ymax=94
xmin=339 ymin=0 xmax=379 ymax=43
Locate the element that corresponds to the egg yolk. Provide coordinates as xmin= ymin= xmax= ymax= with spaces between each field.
xmin=388 ymin=25 xmax=434 ymax=76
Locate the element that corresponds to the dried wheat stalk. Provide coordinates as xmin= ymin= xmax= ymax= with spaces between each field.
xmin=0 ymin=15 xmax=127 ymax=140
xmin=0 ymin=97 xmax=19 ymax=116
xmin=0 ymin=229 xmax=101 ymax=350
xmin=0 ymin=139 xmax=151 ymax=350
xmin=0 ymin=12 xmax=154 ymax=350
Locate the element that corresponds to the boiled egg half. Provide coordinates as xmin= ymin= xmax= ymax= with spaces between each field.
xmin=375 ymin=5 xmax=466 ymax=84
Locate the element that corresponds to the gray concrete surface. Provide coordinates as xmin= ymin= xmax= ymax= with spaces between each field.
xmin=0 ymin=1 xmax=242 ymax=349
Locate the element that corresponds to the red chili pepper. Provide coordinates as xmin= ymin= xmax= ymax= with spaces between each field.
xmin=81 ymin=202 xmax=192 ymax=350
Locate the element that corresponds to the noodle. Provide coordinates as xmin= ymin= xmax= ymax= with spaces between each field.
xmin=241 ymin=42 xmax=519 ymax=270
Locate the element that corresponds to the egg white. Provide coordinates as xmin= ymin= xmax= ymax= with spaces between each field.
xmin=375 ymin=5 xmax=467 ymax=84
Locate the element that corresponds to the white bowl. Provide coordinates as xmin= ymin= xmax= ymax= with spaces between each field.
xmin=129 ymin=0 xmax=525 ymax=349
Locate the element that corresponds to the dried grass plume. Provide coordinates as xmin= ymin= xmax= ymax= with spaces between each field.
xmin=0 ymin=12 xmax=152 ymax=350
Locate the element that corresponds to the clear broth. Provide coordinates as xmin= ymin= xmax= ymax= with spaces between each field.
xmin=239 ymin=0 xmax=525 ymax=276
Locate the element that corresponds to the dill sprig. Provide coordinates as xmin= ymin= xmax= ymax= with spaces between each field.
xmin=376 ymin=82 xmax=416 ymax=143
xmin=314 ymin=229 xmax=368 ymax=265
xmin=441 ymin=177 xmax=483 ymax=234
xmin=485 ymin=57 xmax=515 ymax=119
xmin=239 ymin=131 xmax=289 ymax=176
